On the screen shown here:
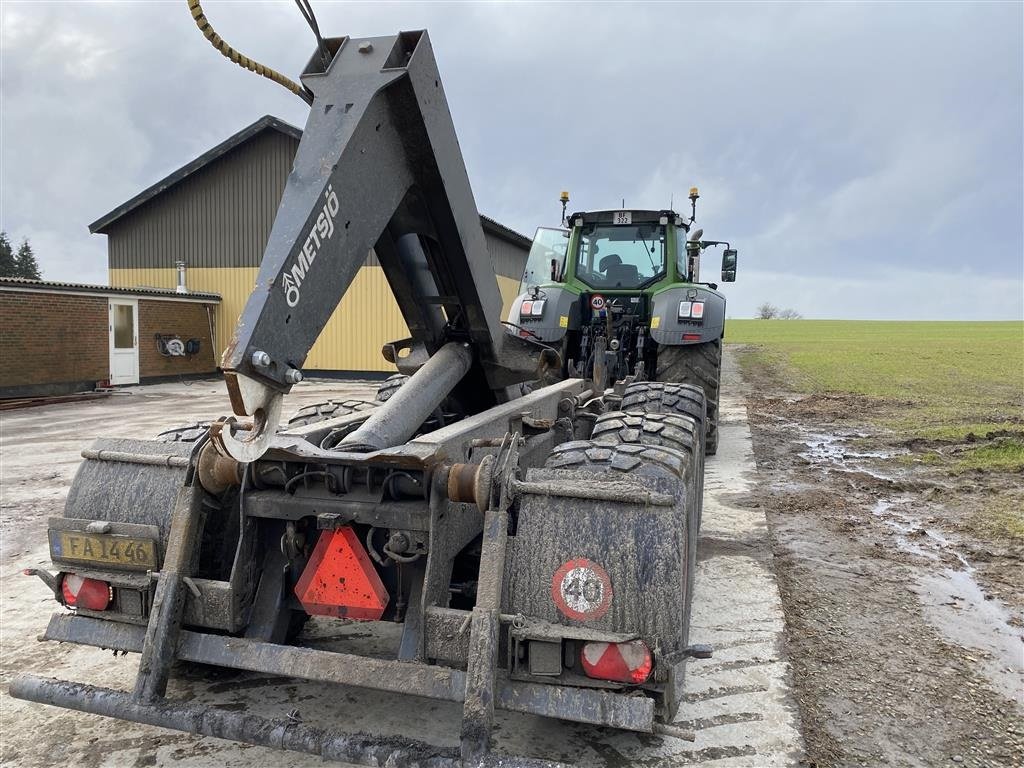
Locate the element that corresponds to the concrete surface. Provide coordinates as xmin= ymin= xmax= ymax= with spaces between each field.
xmin=0 ymin=358 xmax=803 ymax=766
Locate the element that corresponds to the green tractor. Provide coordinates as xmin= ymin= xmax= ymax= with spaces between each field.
xmin=506 ymin=188 xmax=738 ymax=454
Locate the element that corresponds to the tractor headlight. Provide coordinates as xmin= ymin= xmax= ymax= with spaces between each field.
xmin=520 ymin=299 xmax=545 ymax=318
xmin=678 ymin=300 xmax=704 ymax=320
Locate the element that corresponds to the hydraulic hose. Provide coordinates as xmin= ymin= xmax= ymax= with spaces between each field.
xmin=186 ymin=0 xmax=313 ymax=104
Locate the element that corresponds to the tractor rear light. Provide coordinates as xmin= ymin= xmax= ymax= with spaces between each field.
xmin=521 ymin=299 xmax=545 ymax=318
xmin=61 ymin=574 xmax=111 ymax=611
xmin=682 ymin=333 xmax=702 ymax=341
xmin=580 ymin=640 xmax=653 ymax=684
xmin=678 ymin=300 xmax=704 ymax=320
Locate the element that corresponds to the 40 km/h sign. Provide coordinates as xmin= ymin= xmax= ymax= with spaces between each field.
xmin=551 ymin=557 xmax=613 ymax=621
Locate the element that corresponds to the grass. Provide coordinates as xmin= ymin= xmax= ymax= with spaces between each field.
xmin=727 ymin=320 xmax=1024 ymax=470
xmin=968 ymin=493 xmax=1024 ymax=541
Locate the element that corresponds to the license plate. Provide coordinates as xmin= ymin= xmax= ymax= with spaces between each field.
xmin=51 ymin=531 xmax=158 ymax=570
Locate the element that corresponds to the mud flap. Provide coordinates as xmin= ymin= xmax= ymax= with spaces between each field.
xmin=504 ymin=468 xmax=690 ymax=660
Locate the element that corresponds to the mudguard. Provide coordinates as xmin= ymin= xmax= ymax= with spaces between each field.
xmin=649 ymin=286 xmax=726 ymax=345
xmin=506 ymin=286 xmax=578 ymax=343
xmin=503 ymin=468 xmax=691 ymax=655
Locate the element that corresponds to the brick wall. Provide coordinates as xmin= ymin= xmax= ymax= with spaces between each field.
xmin=0 ymin=291 xmax=108 ymax=396
xmin=138 ymin=299 xmax=218 ymax=379
xmin=0 ymin=291 xmax=220 ymax=398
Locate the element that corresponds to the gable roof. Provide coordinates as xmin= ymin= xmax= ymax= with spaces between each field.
xmin=88 ymin=114 xmax=531 ymax=249
xmin=89 ymin=115 xmax=302 ymax=234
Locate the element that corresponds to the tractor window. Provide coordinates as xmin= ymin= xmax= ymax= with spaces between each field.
xmin=574 ymin=223 xmax=665 ymax=289
xmin=520 ymin=227 xmax=569 ymax=291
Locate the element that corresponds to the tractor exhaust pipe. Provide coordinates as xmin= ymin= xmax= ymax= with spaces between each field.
xmin=341 ymin=342 xmax=473 ymax=452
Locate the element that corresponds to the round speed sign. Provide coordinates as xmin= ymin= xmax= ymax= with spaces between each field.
xmin=551 ymin=557 xmax=613 ymax=621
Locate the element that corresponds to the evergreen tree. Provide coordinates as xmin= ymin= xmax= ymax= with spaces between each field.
xmin=14 ymin=239 xmax=41 ymax=280
xmin=0 ymin=232 xmax=15 ymax=277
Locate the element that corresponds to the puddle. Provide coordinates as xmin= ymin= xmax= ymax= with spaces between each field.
xmin=870 ymin=499 xmax=967 ymax=565
xmin=870 ymin=498 xmax=1022 ymax=709
xmin=916 ymin=565 xmax=1024 ymax=710
xmin=791 ymin=422 xmax=1023 ymax=711
xmin=799 ymin=431 xmax=904 ymax=482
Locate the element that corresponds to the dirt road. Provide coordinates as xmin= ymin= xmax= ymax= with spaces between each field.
xmin=738 ymin=354 xmax=1023 ymax=767
xmin=0 ymin=364 xmax=803 ymax=767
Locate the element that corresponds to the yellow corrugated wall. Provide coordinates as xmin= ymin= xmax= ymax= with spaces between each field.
xmin=110 ymin=267 xmax=522 ymax=373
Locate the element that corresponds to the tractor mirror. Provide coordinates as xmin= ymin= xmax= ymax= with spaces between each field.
xmin=721 ymin=249 xmax=738 ymax=282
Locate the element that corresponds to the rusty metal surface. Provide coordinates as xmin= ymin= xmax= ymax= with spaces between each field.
xmin=8 ymin=675 xmax=568 ymax=768
xmin=37 ymin=613 xmax=656 ymax=733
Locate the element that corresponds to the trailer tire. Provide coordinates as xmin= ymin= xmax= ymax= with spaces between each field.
xmin=654 ymin=340 xmax=721 ymax=455
xmin=620 ymin=381 xmax=708 ymax=451
xmin=591 ymin=410 xmax=704 ymax=532
xmin=286 ymin=399 xmax=378 ymax=427
xmin=376 ymin=373 xmax=409 ymax=402
xmin=155 ymin=423 xmax=211 ymax=443
xmin=545 ymin=439 xmax=688 ymax=480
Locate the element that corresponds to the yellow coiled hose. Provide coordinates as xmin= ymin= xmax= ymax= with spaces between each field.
xmin=186 ymin=0 xmax=312 ymax=104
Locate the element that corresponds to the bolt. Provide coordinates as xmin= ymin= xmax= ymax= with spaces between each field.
xmin=358 ymin=41 xmax=373 ymax=54
xmin=251 ymin=350 xmax=271 ymax=367
xmin=284 ymin=368 xmax=303 ymax=384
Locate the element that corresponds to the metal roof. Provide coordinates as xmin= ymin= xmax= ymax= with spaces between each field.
xmin=478 ymin=214 xmax=531 ymax=249
xmin=88 ymin=115 xmax=532 ymax=250
xmin=0 ymin=277 xmax=221 ymax=302
xmin=89 ymin=115 xmax=302 ymax=234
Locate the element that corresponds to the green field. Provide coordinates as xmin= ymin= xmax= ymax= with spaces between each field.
xmin=726 ymin=320 xmax=1024 ymax=470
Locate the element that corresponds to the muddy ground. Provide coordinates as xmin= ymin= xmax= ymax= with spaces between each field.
xmin=736 ymin=350 xmax=1023 ymax=767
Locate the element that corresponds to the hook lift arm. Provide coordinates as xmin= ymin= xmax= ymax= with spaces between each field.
xmin=215 ymin=31 xmax=543 ymax=461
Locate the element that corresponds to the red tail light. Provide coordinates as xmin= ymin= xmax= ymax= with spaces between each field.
xmin=580 ymin=640 xmax=653 ymax=684
xmin=61 ymin=574 xmax=111 ymax=611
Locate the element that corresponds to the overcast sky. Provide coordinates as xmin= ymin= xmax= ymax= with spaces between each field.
xmin=2 ymin=1 xmax=1021 ymax=319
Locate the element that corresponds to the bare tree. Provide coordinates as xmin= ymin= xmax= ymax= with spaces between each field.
xmin=778 ymin=308 xmax=803 ymax=320
xmin=756 ymin=302 xmax=779 ymax=320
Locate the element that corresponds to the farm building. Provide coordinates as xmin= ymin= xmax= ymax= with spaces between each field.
xmin=90 ymin=115 xmax=532 ymax=375
xmin=0 ymin=277 xmax=220 ymax=398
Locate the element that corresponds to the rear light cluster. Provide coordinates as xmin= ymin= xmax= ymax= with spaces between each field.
xmin=520 ymin=299 xmax=545 ymax=318
xmin=678 ymin=300 xmax=704 ymax=320
xmin=580 ymin=640 xmax=653 ymax=684
xmin=61 ymin=574 xmax=111 ymax=611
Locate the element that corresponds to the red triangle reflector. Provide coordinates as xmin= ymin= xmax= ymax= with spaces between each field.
xmin=294 ymin=527 xmax=389 ymax=620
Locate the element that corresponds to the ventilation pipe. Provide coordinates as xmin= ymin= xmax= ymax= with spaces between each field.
xmin=175 ymin=261 xmax=188 ymax=293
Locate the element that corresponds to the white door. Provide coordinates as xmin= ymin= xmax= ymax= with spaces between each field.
xmin=109 ymin=299 xmax=139 ymax=385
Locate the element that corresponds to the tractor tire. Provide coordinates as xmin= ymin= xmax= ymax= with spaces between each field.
xmin=376 ymin=373 xmax=409 ymax=402
xmin=654 ymin=340 xmax=722 ymax=455
xmin=286 ymin=399 xmax=377 ymax=427
xmin=544 ymin=439 xmax=699 ymax=652
xmin=590 ymin=410 xmax=704 ymax=532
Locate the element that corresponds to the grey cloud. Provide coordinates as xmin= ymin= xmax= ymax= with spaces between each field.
xmin=1 ymin=1 xmax=1020 ymax=318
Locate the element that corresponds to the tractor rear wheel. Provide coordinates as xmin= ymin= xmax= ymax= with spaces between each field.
xmin=654 ymin=339 xmax=722 ymax=455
